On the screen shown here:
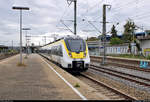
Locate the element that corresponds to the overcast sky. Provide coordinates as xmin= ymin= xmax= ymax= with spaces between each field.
xmin=0 ymin=0 xmax=150 ymax=46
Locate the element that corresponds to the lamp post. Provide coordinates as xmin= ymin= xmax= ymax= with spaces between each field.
xmin=22 ymin=28 xmax=31 ymax=55
xmin=12 ymin=6 xmax=29 ymax=64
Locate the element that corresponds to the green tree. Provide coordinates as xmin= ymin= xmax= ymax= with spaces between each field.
xmin=110 ymin=37 xmax=123 ymax=45
xmin=86 ymin=37 xmax=99 ymax=41
xmin=122 ymin=19 xmax=138 ymax=53
xmin=122 ymin=19 xmax=136 ymax=43
xmin=110 ymin=25 xmax=117 ymax=38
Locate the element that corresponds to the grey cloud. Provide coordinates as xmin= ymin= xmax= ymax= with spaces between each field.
xmin=0 ymin=0 xmax=150 ymax=46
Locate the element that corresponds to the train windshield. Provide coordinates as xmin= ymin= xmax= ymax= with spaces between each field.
xmin=65 ymin=39 xmax=86 ymax=52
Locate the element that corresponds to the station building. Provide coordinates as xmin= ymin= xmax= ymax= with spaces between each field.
xmin=0 ymin=45 xmax=8 ymax=53
xmin=137 ymin=35 xmax=150 ymax=57
xmin=87 ymin=41 xmax=131 ymax=56
xmin=87 ymin=31 xmax=150 ymax=57
xmin=106 ymin=43 xmax=130 ymax=55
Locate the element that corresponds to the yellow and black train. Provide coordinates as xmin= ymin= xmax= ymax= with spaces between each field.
xmin=39 ymin=35 xmax=90 ymax=72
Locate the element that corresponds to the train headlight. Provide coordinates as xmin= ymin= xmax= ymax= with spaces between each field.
xmin=69 ymin=52 xmax=72 ymax=57
xmin=84 ymin=52 xmax=86 ymax=57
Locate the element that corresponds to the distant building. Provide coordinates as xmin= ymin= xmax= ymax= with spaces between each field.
xmin=106 ymin=43 xmax=130 ymax=55
xmin=87 ymin=41 xmax=138 ymax=56
xmin=87 ymin=41 xmax=109 ymax=56
xmin=0 ymin=45 xmax=8 ymax=53
xmin=87 ymin=31 xmax=150 ymax=56
xmin=87 ymin=41 xmax=101 ymax=56
xmin=0 ymin=45 xmax=8 ymax=48
xmin=138 ymin=35 xmax=150 ymax=57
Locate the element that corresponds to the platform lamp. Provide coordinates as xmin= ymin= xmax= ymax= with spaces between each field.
xmin=12 ymin=6 xmax=30 ymax=64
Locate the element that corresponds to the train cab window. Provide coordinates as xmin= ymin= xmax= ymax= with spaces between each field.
xmin=65 ymin=39 xmax=86 ymax=52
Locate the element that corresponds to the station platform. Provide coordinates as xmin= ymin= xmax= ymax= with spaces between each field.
xmin=0 ymin=54 xmax=107 ymax=100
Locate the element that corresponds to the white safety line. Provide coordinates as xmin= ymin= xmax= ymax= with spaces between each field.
xmin=41 ymin=57 xmax=87 ymax=100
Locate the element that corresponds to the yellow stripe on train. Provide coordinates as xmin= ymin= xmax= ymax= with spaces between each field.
xmin=71 ymin=52 xmax=85 ymax=59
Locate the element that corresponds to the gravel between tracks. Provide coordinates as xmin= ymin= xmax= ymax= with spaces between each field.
xmin=76 ymin=75 xmax=126 ymax=100
xmin=91 ymin=62 xmax=150 ymax=79
xmin=42 ymin=56 xmax=109 ymax=100
xmin=90 ymin=65 xmax=150 ymax=86
xmin=91 ymin=62 xmax=150 ymax=92
xmin=84 ymin=69 xmax=150 ymax=100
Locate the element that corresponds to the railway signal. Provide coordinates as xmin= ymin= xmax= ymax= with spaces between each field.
xmin=65 ymin=0 xmax=77 ymax=35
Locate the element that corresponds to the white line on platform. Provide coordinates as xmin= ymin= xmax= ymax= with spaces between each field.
xmin=41 ymin=57 xmax=87 ymax=100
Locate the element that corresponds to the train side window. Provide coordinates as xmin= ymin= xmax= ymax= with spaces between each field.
xmin=48 ymin=49 xmax=51 ymax=54
xmin=55 ymin=46 xmax=58 ymax=55
xmin=54 ymin=46 xmax=56 ymax=55
xmin=57 ymin=46 xmax=60 ymax=56
xmin=51 ymin=47 xmax=53 ymax=54
xmin=56 ymin=46 xmax=58 ymax=55
xmin=52 ymin=46 xmax=54 ymax=55
xmin=57 ymin=46 xmax=59 ymax=55
xmin=55 ymin=46 xmax=57 ymax=55
xmin=60 ymin=45 xmax=63 ymax=56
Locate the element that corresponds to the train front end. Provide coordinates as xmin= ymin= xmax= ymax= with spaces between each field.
xmin=63 ymin=36 xmax=90 ymax=72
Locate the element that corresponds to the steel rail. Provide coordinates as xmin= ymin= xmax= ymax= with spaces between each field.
xmin=80 ymin=73 xmax=137 ymax=100
xmin=91 ymin=64 xmax=150 ymax=82
xmin=89 ymin=65 xmax=150 ymax=87
xmin=90 ymin=58 xmax=150 ymax=73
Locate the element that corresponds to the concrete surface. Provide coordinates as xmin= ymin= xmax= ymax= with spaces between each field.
xmin=0 ymin=54 xmax=108 ymax=100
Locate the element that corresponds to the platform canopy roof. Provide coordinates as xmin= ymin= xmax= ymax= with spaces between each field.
xmin=0 ymin=45 xmax=8 ymax=48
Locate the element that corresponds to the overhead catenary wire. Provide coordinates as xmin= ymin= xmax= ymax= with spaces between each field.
xmin=56 ymin=1 xmax=73 ymax=28
xmin=112 ymin=0 xmax=139 ymax=12
xmin=79 ymin=0 xmax=104 ymax=35
xmin=108 ymin=0 xmax=150 ymax=29
xmin=109 ymin=0 xmax=143 ymax=17
xmin=55 ymin=0 xmax=150 ymax=36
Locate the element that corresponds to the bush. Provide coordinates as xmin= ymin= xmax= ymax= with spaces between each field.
xmin=147 ymin=55 xmax=150 ymax=60
xmin=110 ymin=37 xmax=123 ymax=45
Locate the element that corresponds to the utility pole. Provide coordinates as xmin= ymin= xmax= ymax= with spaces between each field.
xmin=26 ymin=31 xmax=27 ymax=54
xmin=74 ymin=0 xmax=77 ymax=35
xmin=102 ymin=4 xmax=111 ymax=65
xmin=27 ymin=38 xmax=30 ymax=54
xmin=12 ymin=40 xmax=13 ymax=50
xmin=66 ymin=0 xmax=77 ymax=35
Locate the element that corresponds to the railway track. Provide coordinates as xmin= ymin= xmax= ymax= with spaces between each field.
xmin=40 ymin=54 xmax=137 ymax=100
xmin=90 ymin=56 xmax=150 ymax=73
xmin=79 ymin=73 xmax=137 ymax=100
xmin=0 ymin=53 xmax=18 ymax=61
xmin=90 ymin=64 xmax=150 ymax=87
